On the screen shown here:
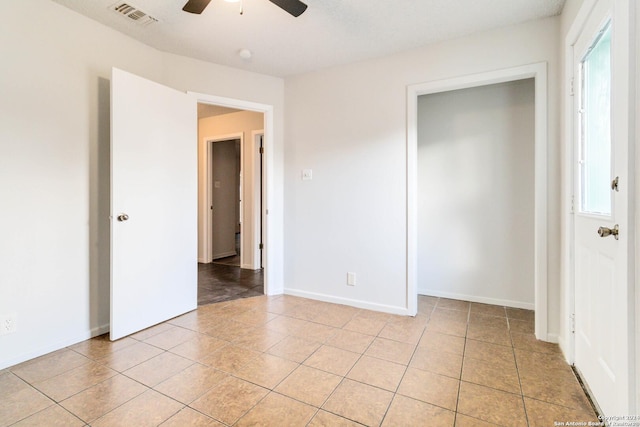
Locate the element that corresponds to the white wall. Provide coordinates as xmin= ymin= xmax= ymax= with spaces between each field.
xmin=284 ymin=17 xmax=561 ymax=323
xmin=0 ymin=0 xmax=569 ymax=369
xmin=0 ymin=0 xmax=283 ymax=369
xmin=417 ymin=79 xmax=535 ymax=308
xmin=197 ymin=111 xmax=265 ymax=269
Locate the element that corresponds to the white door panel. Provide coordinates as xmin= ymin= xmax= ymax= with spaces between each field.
xmin=572 ymin=0 xmax=631 ymax=416
xmin=111 ymin=68 xmax=197 ymax=340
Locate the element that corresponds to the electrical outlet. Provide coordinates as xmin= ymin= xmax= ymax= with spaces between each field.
xmin=0 ymin=314 xmax=16 ymax=336
xmin=347 ymin=272 xmax=356 ymax=286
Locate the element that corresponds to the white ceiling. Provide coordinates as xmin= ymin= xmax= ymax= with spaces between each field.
xmin=51 ymin=0 xmax=566 ymax=77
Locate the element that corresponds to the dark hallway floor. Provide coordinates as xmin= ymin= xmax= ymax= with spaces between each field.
xmin=197 ymin=262 xmax=264 ymax=305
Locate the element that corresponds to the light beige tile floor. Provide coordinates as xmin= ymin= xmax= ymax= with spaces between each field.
xmin=1 ymin=296 xmax=599 ymax=426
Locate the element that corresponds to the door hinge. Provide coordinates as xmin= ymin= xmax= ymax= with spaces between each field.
xmin=259 ymin=147 xmax=264 ymax=154
xmin=570 ymin=313 xmax=576 ymax=333
xmin=611 ymin=176 xmax=619 ymax=192
xmin=570 ymin=195 xmax=575 ymax=214
xmin=259 ymin=243 xmax=264 ymax=250
xmin=570 ymin=77 xmax=574 ymax=96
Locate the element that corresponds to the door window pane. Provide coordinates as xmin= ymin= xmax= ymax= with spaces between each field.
xmin=580 ymin=23 xmax=611 ymax=215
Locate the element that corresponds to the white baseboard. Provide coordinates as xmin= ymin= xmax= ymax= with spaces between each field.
xmin=212 ymin=251 xmax=237 ymax=260
xmin=418 ymin=288 xmax=535 ymax=310
xmin=197 ymin=257 xmax=208 ymax=263
xmin=0 ymin=323 xmax=110 ymax=370
xmin=266 ymin=285 xmax=284 ymax=296
xmin=284 ymin=288 xmax=410 ymax=316
xmin=241 ymin=263 xmax=259 ymax=270
xmin=556 ymin=335 xmax=574 ymax=364
xmin=545 ymin=332 xmax=559 ymax=344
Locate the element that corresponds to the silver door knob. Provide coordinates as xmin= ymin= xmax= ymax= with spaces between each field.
xmin=117 ymin=214 xmax=129 ymax=222
xmin=597 ymin=224 xmax=619 ymax=240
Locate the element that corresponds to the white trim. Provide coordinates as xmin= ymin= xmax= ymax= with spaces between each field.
xmin=0 ymin=323 xmax=110 ymax=370
xmin=546 ymin=333 xmax=560 ymax=344
xmin=284 ymin=288 xmax=410 ymax=316
xmin=250 ymin=130 xmax=265 ymax=271
xmin=407 ymin=62 xmax=549 ymax=340
xmin=212 ymin=250 xmax=237 ymax=260
xmin=419 ymin=290 xmax=535 ymax=311
xmin=636 ymin=0 xmax=640 ymax=412
xmin=204 ymin=132 xmax=244 ymax=263
xmin=189 ymin=92 xmax=277 ymax=295
xmin=561 ymin=0 xmax=599 ymax=366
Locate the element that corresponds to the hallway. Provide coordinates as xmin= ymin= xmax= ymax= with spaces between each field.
xmin=198 ymin=263 xmax=264 ymax=305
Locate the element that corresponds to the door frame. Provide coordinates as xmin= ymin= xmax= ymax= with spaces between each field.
xmin=636 ymin=2 xmax=640 ymax=411
xmin=251 ymin=130 xmax=265 ymax=270
xmin=407 ymin=62 xmax=549 ymax=340
xmin=190 ymin=92 xmax=275 ymax=295
xmin=204 ymin=133 xmax=244 ymax=263
xmin=562 ymin=0 xmax=637 ymax=411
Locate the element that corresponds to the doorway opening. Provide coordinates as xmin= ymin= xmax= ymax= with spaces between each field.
xmin=209 ymin=137 xmax=241 ymax=267
xmin=416 ymin=79 xmax=535 ymax=311
xmin=407 ymin=63 xmax=549 ymax=339
xmin=196 ymin=103 xmax=266 ymax=305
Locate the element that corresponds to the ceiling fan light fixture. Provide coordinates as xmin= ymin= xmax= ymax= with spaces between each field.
xmin=183 ymin=0 xmax=306 ymax=16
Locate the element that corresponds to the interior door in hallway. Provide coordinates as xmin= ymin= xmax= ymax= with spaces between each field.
xmin=572 ymin=0 xmax=632 ymax=415
xmin=110 ymin=68 xmax=197 ymax=340
xmin=211 ymin=139 xmax=240 ymax=260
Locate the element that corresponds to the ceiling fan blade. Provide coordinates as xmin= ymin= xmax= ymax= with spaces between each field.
xmin=268 ymin=0 xmax=307 ymax=17
xmin=182 ymin=0 xmax=212 ymax=14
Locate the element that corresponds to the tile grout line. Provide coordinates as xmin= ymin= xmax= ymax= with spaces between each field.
xmin=212 ymin=305 xmax=378 ymax=426
xmin=376 ymin=324 xmax=423 ymax=424
xmin=4 ymin=297 xmax=559 ymax=426
xmin=318 ymin=306 xmax=400 ymax=426
xmin=451 ymin=301 xmax=471 ymax=426
xmin=508 ymin=312 xmax=532 ymax=427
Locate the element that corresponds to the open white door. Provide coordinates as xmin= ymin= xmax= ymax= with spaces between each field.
xmin=110 ymin=68 xmax=197 ymax=340
xmin=572 ymin=0 xmax=632 ymax=415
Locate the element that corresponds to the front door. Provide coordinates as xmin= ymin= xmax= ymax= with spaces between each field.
xmin=572 ymin=0 xmax=632 ymax=416
xmin=110 ymin=68 xmax=197 ymax=340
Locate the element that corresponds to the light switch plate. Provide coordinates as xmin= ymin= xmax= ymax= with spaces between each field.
xmin=347 ymin=272 xmax=356 ymax=286
xmin=302 ymin=169 xmax=313 ymax=181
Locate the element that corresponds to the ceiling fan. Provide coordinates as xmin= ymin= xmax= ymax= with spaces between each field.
xmin=182 ymin=0 xmax=307 ymax=17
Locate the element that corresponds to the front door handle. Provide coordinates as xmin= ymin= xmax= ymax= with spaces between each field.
xmin=597 ymin=224 xmax=619 ymax=240
xmin=117 ymin=214 xmax=129 ymax=222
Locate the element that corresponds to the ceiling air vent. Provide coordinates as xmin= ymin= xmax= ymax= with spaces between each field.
xmin=110 ymin=2 xmax=158 ymax=26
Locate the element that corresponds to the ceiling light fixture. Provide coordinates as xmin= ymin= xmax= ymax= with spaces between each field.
xmin=238 ymin=48 xmax=252 ymax=60
xmin=225 ymin=0 xmax=243 ymax=14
